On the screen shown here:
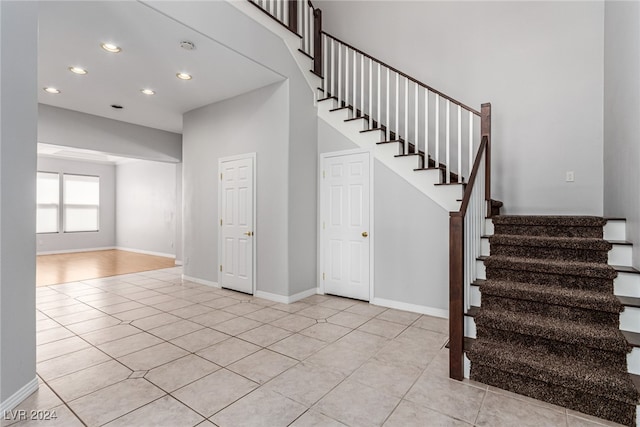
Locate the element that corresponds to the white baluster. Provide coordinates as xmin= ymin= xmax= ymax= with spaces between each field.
xmin=414 ymin=83 xmax=418 ymax=154
xmin=331 ymin=39 xmax=335 ymax=99
xmin=404 ymin=78 xmax=408 ymax=155
xmin=369 ymin=59 xmax=373 ymax=123
xmin=269 ymin=0 xmax=274 ymax=16
xmin=424 ymin=88 xmax=429 ymax=164
xmin=345 ymin=47 xmax=349 ymax=109
xmin=276 ymin=0 xmax=281 ymax=20
xmin=457 ymin=105 xmax=462 ymax=183
xmin=435 ymin=94 xmax=440 ymax=172
xmin=377 ymin=63 xmax=381 ymax=129
xmin=337 ymin=42 xmax=342 ymax=106
xmin=469 ymin=111 xmax=474 ymax=182
xmin=323 ymin=35 xmax=327 ymax=92
xmin=360 ymin=54 xmax=364 ymax=118
xmin=446 ymin=100 xmax=450 ymax=184
xmin=309 ymin=7 xmax=314 ymax=57
xmin=284 ymin=0 xmax=288 ymax=27
xmin=386 ymin=68 xmax=390 ymax=139
xmin=304 ymin=3 xmax=309 ymax=53
xmin=395 ymin=73 xmax=399 ymax=140
xmin=353 ymin=50 xmax=357 ymax=115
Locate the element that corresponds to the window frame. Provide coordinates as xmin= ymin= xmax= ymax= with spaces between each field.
xmin=36 ymin=171 xmax=61 ymax=234
xmin=62 ymin=173 xmax=100 ymax=233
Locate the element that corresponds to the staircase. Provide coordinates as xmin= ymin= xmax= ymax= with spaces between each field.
xmin=238 ymin=1 xmax=640 ymax=424
xmin=467 ymin=216 xmax=640 ymax=426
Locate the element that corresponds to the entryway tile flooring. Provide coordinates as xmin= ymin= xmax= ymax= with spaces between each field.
xmin=8 ymin=267 xmax=624 ymax=426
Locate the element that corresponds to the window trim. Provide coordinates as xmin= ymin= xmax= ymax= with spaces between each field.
xmin=62 ymin=173 xmax=100 ymax=233
xmin=36 ymin=171 xmax=61 ymax=234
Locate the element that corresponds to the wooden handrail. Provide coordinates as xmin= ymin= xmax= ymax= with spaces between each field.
xmin=321 ymin=31 xmax=481 ymax=116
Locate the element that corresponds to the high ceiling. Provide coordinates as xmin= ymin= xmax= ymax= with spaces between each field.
xmin=38 ymin=1 xmax=284 ymax=134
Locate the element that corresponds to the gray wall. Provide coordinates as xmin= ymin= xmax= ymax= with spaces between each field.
xmin=317 ymin=0 xmax=605 ymax=216
xmin=36 ymin=157 xmax=116 ymax=254
xmin=38 ymin=104 xmax=182 ymax=162
xmin=318 ymin=118 xmax=449 ymax=311
xmin=0 ymin=0 xmax=37 ymax=407
xmin=116 ymin=160 xmax=177 ymax=258
xmin=183 ymin=82 xmax=290 ymax=295
xmin=604 ymin=1 xmax=640 ymax=269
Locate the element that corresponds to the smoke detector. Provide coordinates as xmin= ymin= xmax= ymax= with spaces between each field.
xmin=180 ymin=41 xmax=196 ymax=51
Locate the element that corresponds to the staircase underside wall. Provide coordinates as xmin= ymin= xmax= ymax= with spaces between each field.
xmin=318 ymin=118 xmax=449 ymax=315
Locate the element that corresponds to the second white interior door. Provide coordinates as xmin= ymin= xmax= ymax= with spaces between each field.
xmin=322 ymin=151 xmax=371 ymax=301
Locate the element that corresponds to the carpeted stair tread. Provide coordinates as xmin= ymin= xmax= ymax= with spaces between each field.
xmin=492 ymin=215 xmax=607 ymax=227
xmin=489 ymin=234 xmax=612 ymax=251
xmin=480 ymin=280 xmax=623 ymax=313
xmin=484 ymin=255 xmax=617 ymax=279
xmin=475 ymin=308 xmax=631 ymax=353
xmin=469 ymin=337 xmax=640 ymax=405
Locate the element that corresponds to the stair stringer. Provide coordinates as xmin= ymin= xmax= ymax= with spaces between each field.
xmin=317 ymin=98 xmax=462 ymax=212
xmin=226 ymin=1 xmax=322 ymax=97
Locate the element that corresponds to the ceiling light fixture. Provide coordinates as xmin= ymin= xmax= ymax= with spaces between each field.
xmin=176 ymin=72 xmax=192 ymax=80
xmin=180 ymin=41 xmax=196 ymax=51
xmin=140 ymin=89 xmax=155 ymax=95
xmin=68 ymin=66 xmax=88 ymax=75
xmin=43 ymin=87 xmax=61 ymax=94
xmin=101 ymin=43 xmax=121 ymax=53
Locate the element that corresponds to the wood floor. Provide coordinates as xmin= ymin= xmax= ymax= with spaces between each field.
xmin=36 ymin=249 xmax=176 ymax=286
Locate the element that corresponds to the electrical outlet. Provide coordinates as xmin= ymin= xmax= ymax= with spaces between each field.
xmin=566 ymin=171 xmax=575 ymax=182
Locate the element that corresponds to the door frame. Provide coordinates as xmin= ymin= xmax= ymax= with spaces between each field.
xmin=218 ymin=152 xmax=257 ymax=295
xmin=318 ymin=148 xmax=374 ymax=301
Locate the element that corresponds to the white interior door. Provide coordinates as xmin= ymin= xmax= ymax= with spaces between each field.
xmin=322 ymin=151 xmax=371 ymax=301
xmin=219 ymin=156 xmax=255 ymax=294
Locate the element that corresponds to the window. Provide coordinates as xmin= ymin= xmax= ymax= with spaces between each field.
xmin=63 ymin=174 xmax=100 ymax=232
xmin=36 ymin=172 xmax=60 ymax=233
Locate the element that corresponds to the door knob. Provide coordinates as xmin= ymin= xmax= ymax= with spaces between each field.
xmin=244 ymin=231 xmax=254 ymax=236
xmin=362 ymin=232 xmax=368 ymax=237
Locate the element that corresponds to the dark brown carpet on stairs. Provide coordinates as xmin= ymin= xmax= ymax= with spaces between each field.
xmin=467 ymin=215 xmax=639 ymax=426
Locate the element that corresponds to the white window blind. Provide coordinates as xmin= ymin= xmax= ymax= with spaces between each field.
xmin=36 ymin=172 xmax=60 ymax=233
xmin=63 ymin=174 xmax=100 ymax=232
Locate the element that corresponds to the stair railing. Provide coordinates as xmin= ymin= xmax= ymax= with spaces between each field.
xmin=449 ymin=103 xmax=491 ymax=380
xmin=246 ymin=0 xmax=492 ymax=382
xmin=321 ymin=32 xmax=481 ymax=183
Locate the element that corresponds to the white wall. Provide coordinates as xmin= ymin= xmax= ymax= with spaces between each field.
xmin=38 ymin=104 xmax=182 ymax=162
xmin=318 ymin=118 xmax=449 ymax=312
xmin=0 ymin=0 xmax=37 ymax=409
xmin=183 ymin=82 xmax=290 ymax=295
xmin=317 ymin=0 xmax=605 ymax=216
xmin=116 ymin=160 xmax=177 ymax=258
xmin=604 ymin=1 xmax=640 ymax=269
xmin=36 ymin=157 xmax=116 ymax=254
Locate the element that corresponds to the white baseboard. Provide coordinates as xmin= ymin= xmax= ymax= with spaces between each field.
xmin=115 ymin=247 xmax=175 ymax=259
xmin=37 ymin=246 xmax=115 ymax=255
xmin=174 ymin=260 xmax=183 ymax=266
xmin=182 ymin=275 xmax=220 ymax=288
xmin=370 ymin=297 xmax=449 ymax=319
xmin=255 ymin=287 xmax=318 ymax=304
xmin=0 ymin=377 xmax=38 ymax=414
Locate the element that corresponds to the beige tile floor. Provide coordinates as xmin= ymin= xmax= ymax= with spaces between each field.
xmin=3 ymin=267 xmax=626 ymax=427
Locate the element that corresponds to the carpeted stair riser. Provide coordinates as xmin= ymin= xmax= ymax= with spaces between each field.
xmin=476 ymin=327 xmax=629 ymax=368
xmin=484 ymin=256 xmax=617 ymax=280
xmin=481 ymin=295 xmax=621 ymax=326
xmin=471 ymin=365 xmax=636 ymax=426
xmin=493 ymin=224 xmax=603 ymax=238
xmin=469 ymin=338 xmax=638 ymax=403
xmin=489 ymin=235 xmax=612 ymax=263
xmin=490 ymin=244 xmax=609 ymax=263
xmin=480 ymin=281 xmax=623 ymax=314
xmin=475 ymin=310 xmax=631 ymax=354
xmin=486 ymin=268 xmax=614 ymax=291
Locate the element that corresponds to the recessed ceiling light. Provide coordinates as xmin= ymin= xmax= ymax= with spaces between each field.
xmin=140 ymin=89 xmax=155 ymax=95
xmin=176 ymin=72 xmax=192 ymax=80
xmin=43 ymin=87 xmax=61 ymax=94
xmin=68 ymin=66 xmax=88 ymax=75
xmin=180 ymin=41 xmax=196 ymax=51
xmin=101 ymin=43 xmax=121 ymax=53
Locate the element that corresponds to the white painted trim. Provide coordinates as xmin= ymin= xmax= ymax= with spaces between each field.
xmin=181 ymin=275 xmax=220 ymax=288
xmin=255 ymin=287 xmax=318 ymax=304
xmin=36 ymin=246 xmax=115 ymax=255
xmin=218 ymin=153 xmax=257 ymax=295
xmin=0 ymin=377 xmax=38 ymax=414
xmin=318 ymin=148 xmax=374 ymax=301
xmin=371 ymin=297 xmax=449 ymax=319
xmin=115 ymin=247 xmax=175 ymax=259
xmin=174 ymin=260 xmax=183 ymax=266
